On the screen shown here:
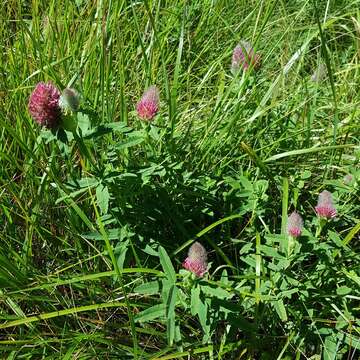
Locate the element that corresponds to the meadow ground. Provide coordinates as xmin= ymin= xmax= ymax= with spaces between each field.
xmin=0 ymin=0 xmax=360 ymax=359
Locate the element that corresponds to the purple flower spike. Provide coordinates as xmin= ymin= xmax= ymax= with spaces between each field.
xmin=136 ymin=85 xmax=160 ymax=121
xmin=28 ymin=82 xmax=61 ymax=129
xmin=287 ymin=211 xmax=303 ymax=237
xmin=231 ymin=40 xmax=260 ymax=74
xmin=182 ymin=242 xmax=207 ymax=277
xmin=315 ymin=190 xmax=337 ymax=219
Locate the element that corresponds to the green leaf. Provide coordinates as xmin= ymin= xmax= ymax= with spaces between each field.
xmin=0 ymin=301 xmax=128 ymax=329
xmin=107 ymin=122 xmax=133 ymax=132
xmin=135 ymin=304 xmax=166 ymax=323
xmin=161 ymin=279 xmax=173 ymax=303
xmin=336 ymin=286 xmax=351 ymax=296
xmin=116 ymin=137 xmax=144 ymax=150
xmin=323 ymin=334 xmax=337 ymax=360
xmin=274 ymin=299 xmax=288 ymax=322
xmin=342 ymin=269 xmax=360 ymax=287
xmin=96 ymin=183 xmax=110 ymax=214
xmin=264 ymin=144 xmax=355 ymax=162
xmin=259 ymin=245 xmax=284 ymax=259
xmin=116 ymin=239 xmax=128 ymax=271
xmin=342 ymin=221 xmax=360 ymax=247
xmin=77 ymin=112 xmax=91 ymax=136
xmin=158 ymin=246 xmax=176 ymax=283
xmin=56 ymin=178 xmax=99 ymax=204
xmin=191 ymin=286 xmax=201 ymax=316
xmin=198 ymin=298 xmax=211 ymax=341
xmin=134 ymin=281 xmax=161 ymax=295
xmin=201 ymin=285 xmax=231 ymax=300
xmin=301 ymin=170 xmax=312 ymax=179
xmin=240 ymin=242 xmax=253 ymax=255
xmin=343 ymin=333 xmax=360 ymax=350
xmin=73 ymin=177 xmax=99 ymax=188
xmin=166 ymin=285 xmax=178 ymax=346
xmin=281 ymin=177 xmax=289 ymax=237
xmin=328 ymin=231 xmax=349 ymax=250
xmin=82 ymin=228 xmax=119 ymax=240
xmin=174 ymin=324 xmax=182 ymax=343
xmin=84 ymin=122 xmax=132 ymax=139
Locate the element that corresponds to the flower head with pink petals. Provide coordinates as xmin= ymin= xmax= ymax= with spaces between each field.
xmin=315 ymin=190 xmax=337 ymax=219
xmin=182 ymin=242 xmax=207 ymax=277
xmin=136 ymin=85 xmax=160 ymax=121
xmin=231 ymin=40 xmax=260 ymax=74
xmin=28 ymin=82 xmax=61 ymax=129
xmin=287 ymin=211 xmax=303 ymax=238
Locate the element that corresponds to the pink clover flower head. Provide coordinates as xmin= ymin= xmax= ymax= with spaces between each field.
xmin=136 ymin=85 xmax=160 ymax=120
xmin=182 ymin=242 xmax=207 ymax=277
xmin=231 ymin=40 xmax=260 ymax=74
xmin=59 ymin=88 xmax=80 ymax=112
xmin=28 ymin=82 xmax=61 ymax=129
xmin=287 ymin=211 xmax=303 ymax=237
xmin=315 ymin=190 xmax=337 ymax=219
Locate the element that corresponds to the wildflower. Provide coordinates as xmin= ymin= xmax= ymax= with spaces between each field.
xmin=59 ymin=88 xmax=80 ymax=113
xmin=287 ymin=211 xmax=303 ymax=237
xmin=231 ymin=40 xmax=260 ymax=74
xmin=315 ymin=190 xmax=337 ymax=219
xmin=28 ymin=82 xmax=61 ymax=128
xmin=136 ymin=85 xmax=160 ymax=120
xmin=343 ymin=174 xmax=354 ymax=185
xmin=182 ymin=242 xmax=207 ymax=277
xmin=311 ymin=63 xmax=327 ymax=83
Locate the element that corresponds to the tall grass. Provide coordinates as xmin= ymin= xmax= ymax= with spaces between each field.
xmin=0 ymin=0 xmax=359 ymax=358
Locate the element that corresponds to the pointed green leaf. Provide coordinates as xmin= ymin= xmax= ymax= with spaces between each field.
xmin=191 ymin=286 xmax=201 ymax=316
xmin=274 ymin=299 xmax=288 ymax=322
xmin=166 ymin=285 xmax=178 ymax=346
xmin=134 ymin=281 xmax=161 ymax=295
xmin=158 ymin=246 xmax=176 ymax=283
xmin=96 ymin=183 xmax=109 ymax=214
xmin=135 ymin=304 xmax=166 ymax=323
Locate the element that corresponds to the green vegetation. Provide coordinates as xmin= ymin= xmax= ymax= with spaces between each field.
xmin=1 ymin=0 xmax=359 ymax=358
